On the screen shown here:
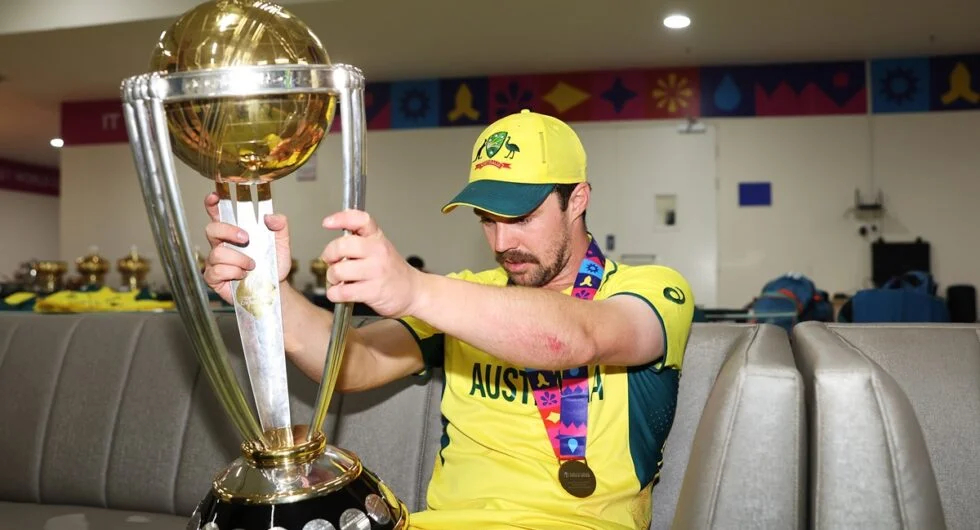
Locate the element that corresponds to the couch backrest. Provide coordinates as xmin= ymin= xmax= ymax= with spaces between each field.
xmin=792 ymin=322 xmax=980 ymax=529
xmin=657 ymin=323 xmax=805 ymax=529
xmin=0 ymin=312 xmax=806 ymax=529
xmin=331 ymin=368 xmax=444 ymax=514
xmin=0 ymin=312 xmax=329 ymax=517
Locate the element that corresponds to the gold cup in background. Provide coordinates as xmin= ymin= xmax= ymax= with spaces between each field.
xmin=117 ymin=246 xmax=150 ymax=292
xmin=76 ymin=247 xmax=109 ymax=288
xmin=35 ymin=261 xmax=67 ymax=294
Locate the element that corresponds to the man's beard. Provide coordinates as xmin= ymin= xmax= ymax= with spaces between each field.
xmin=496 ymin=228 xmax=571 ymax=288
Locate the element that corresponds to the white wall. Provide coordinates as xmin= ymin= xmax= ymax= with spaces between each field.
xmin=0 ymin=188 xmax=60 ymax=281
xmin=715 ymin=116 xmax=873 ymax=305
xmin=714 ymin=111 xmax=980 ymax=306
xmin=59 ymin=111 xmax=980 ymax=307
xmin=59 ymin=127 xmax=497 ymax=293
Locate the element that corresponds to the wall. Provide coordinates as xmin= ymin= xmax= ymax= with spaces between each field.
xmin=60 ymin=122 xmax=717 ymax=298
xmin=59 ymin=127 xmax=496 ymax=293
xmin=59 ymin=111 xmax=980 ymax=307
xmin=715 ymin=111 xmax=980 ymax=306
xmin=0 ymin=189 xmax=60 ymax=280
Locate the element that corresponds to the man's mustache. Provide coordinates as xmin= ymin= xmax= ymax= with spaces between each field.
xmin=496 ymin=250 xmax=539 ymax=265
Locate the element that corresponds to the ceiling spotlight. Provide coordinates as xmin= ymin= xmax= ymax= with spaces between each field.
xmin=50 ymin=138 xmax=64 ymax=148
xmin=663 ymin=14 xmax=691 ymax=29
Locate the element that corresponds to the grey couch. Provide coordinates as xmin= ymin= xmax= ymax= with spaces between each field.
xmin=793 ymin=322 xmax=979 ymax=530
xmin=0 ymin=311 xmax=802 ymax=529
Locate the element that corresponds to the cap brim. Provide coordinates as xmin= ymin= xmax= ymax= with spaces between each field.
xmin=441 ymin=180 xmax=554 ymax=218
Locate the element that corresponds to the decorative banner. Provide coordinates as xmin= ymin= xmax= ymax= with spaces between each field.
xmin=440 ymin=77 xmax=488 ymax=127
xmin=365 ymin=82 xmax=392 ymax=129
xmin=647 ymin=68 xmax=701 ymax=119
xmin=700 ymin=66 xmax=757 ymax=117
xmin=592 ymin=70 xmax=646 ymax=121
xmin=871 ymin=58 xmax=930 ymax=113
xmin=538 ymin=72 xmax=594 ymax=122
xmin=61 ymin=99 xmax=129 ymax=146
xmin=930 ymin=54 xmax=980 ymax=111
xmin=489 ymin=75 xmax=543 ymax=121
xmin=0 ymin=158 xmax=59 ymax=196
xmin=701 ymin=61 xmax=866 ymax=117
xmin=391 ymin=79 xmax=439 ymax=129
xmin=752 ymin=61 xmax=866 ymax=116
xmin=58 ymin=53 xmax=980 ymax=144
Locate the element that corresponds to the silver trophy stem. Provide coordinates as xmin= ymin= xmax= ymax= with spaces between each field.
xmin=308 ymin=69 xmax=367 ymax=440
xmin=122 ymin=64 xmax=366 ymax=449
xmin=217 ymin=182 xmax=292 ymax=441
xmin=122 ymin=78 xmax=265 ymax=445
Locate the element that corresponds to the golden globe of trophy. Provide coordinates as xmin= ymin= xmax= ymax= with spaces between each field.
xmin=119 ymin=1 xmax=407 ymax=529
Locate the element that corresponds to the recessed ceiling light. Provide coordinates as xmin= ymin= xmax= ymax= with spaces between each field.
xmin=50 ymin=138 xmax=64 ymax=148
xmin=663 ymin=14 xmax=691 ymax=29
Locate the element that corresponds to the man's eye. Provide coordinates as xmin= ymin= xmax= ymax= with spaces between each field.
xmin=479 ymin=217 xmax=493 ymax=225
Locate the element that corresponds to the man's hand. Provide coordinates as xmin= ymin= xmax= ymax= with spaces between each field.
xmin=202 ymin=192 xmax=293 ymax=305
xmin=322 ymin=210 xmax=423 ymax=318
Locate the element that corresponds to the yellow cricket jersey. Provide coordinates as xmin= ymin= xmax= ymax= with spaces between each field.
xmin=396 ymin=258 xmax=694 ymax=530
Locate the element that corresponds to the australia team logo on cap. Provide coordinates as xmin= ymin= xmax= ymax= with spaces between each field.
xmin=473 ymin=131 xmax=520 ymax=170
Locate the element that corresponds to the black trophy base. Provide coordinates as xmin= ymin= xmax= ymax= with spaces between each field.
xmin=185 ymin=436 xmax=408 ymax=530
xmin=187 ymin=468 xmax=406 ymax=530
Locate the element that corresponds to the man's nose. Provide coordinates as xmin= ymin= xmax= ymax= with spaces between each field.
xmin=493 ymin=223 xmax=518 ymax=253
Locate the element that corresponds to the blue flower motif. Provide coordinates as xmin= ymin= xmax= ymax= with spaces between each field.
xmin=540 ymin=391 xmax=558 ymax=406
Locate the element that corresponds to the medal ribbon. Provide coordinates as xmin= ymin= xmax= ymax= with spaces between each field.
xmin=526 ymin=237 xmax=605 ymax=462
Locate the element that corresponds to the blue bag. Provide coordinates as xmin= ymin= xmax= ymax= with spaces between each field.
xmin=749 ymin=273 xmax=833 ymax=331
xmin=841 ymin=270 xmax=949 ymax=323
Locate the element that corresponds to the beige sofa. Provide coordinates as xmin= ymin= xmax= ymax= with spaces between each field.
xmin=0 ymin=311 xmax=804 ymax=529
xmin=792 ymin=322 xmax=979 ymax=530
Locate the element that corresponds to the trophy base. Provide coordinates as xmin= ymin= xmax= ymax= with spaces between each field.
xmin=187 ymin=427 xmax=408 ymax=530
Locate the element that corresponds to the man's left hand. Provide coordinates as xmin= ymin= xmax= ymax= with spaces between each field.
xmin=321 ymin=210 xmax=422 ymax=318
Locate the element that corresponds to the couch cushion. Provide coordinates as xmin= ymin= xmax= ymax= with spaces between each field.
xmin=0 ymin=312 xmax=332 ymax=517
xmin=792 ymin=322 xmax=959 ymax=529
xmin=0 ymin=501 xmax=187 ymax=530
xmin=657 ymin=323 xmax=805 ymax=529
xmin=332 ymin=368 xmax=444 ymax=514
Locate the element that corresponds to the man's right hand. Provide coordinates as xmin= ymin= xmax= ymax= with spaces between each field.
xmin=202 ymin=191 xmax=293 ymax=305
xmin=200 ymin=193 xmax=425 ymax=392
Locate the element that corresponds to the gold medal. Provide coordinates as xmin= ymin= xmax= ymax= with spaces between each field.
xmin=558 ymin=460 xmax=596 ymax=498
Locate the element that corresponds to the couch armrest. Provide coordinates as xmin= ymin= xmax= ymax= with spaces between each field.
xmin=792 ymin=322 xmax=946 ymax=529
xmin=672 ymin=324 xmax=805 ymax=529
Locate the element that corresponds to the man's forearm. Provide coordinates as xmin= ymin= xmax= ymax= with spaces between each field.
xmin=279 ymin=283 xmax=335 ymax=382
xmin=278 ymin=285 xmax=418 ymax=392
xmin=407 ymin=274 xmax=598 ymax=370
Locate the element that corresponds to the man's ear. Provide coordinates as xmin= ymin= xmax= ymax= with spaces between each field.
xmin=569 ymin=182 xmax=591 ymax=219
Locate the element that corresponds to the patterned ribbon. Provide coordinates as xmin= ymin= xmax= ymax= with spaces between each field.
xmin=526 ymin=237 xmax=605 ymax=461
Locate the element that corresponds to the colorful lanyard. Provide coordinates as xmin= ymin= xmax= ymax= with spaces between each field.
xmin=525 ymin=237 xmax=605 ymax=495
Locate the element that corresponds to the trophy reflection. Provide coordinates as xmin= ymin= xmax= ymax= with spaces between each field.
xmin=120 ymin=1 xmax=406 ymax=529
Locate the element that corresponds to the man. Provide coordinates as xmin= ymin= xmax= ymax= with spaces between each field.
xmin=203 ymin=109 xmax=694 ymax=529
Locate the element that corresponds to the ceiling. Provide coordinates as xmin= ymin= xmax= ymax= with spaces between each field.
xmin=1 ymin=0 xmax=979 ymax=168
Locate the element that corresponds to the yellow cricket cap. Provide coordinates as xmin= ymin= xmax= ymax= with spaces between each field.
xmin=441 ymin=109 xmax=587 ymax=218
